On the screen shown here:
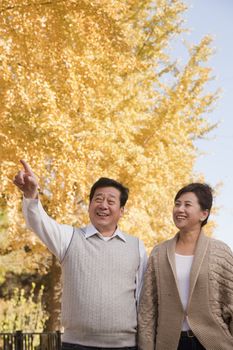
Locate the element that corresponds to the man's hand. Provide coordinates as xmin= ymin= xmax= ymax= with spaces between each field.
xmin=13 ymin=160 xmax=39 ymax=199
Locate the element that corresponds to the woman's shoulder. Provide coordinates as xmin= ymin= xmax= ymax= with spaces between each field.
xmin=150 ymin=236 xmax=173 ymax=256
xmin=209 ymin=236 xmax=233 ymax=255
xmin=208 ymin=237 xmax=233 ymax=273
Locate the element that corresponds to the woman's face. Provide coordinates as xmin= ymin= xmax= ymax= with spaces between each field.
xmin=173 ymin=192 xmax=208 ymax=232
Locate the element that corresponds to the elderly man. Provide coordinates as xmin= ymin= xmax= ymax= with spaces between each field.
xmin=14 ymin=160 xmax=147 ymax=350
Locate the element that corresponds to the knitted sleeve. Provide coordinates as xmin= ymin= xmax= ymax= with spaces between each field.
xmin=209 ymin=239 xmax=233 ymax=336
xmin=138 ymin=251 xmax=158 ymax=350
xmin=221 ymin=244 xmax=233 ymax=335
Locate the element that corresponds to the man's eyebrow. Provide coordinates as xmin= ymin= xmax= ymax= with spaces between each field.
xmin=94 ymin=192 xmax=117 ymax=198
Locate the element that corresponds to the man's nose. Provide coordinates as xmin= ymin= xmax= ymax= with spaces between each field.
xmin=99 ymin=200 xmax=108 ymax=209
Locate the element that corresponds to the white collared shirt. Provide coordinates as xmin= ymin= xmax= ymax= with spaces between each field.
xmin=23 ymin=197 xmax=148 ymax=304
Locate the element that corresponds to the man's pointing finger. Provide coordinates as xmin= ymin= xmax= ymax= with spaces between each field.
xmin=20 ymin=159 xmax=33 ymax=174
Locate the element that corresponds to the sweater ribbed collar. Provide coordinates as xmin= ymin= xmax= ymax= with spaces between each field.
xmin=83 ymin=223 xmax=126 ymax=242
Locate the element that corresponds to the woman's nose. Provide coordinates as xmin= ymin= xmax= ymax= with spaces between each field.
xmin=176 ymin=205 xmax=185 ymax=212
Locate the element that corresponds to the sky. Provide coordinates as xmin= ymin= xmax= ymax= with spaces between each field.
xmin=181 ymin=0 xmax=233 ymax=248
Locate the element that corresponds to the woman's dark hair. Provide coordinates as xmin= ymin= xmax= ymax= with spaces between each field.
xmin=89 ymin=177 xmax=129 ymax=207
xmin=174 ymin=183 xmax=213 ymax=227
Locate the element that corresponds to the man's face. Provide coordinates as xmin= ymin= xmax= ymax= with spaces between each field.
xmin=88 ymin=186 xmax=124 ymax=236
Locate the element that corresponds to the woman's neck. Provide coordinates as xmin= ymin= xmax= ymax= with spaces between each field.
xmin=176 ymin=228 xmax=201 ymax=255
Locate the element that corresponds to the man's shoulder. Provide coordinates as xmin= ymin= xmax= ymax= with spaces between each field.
xmin=70 ymin=226 xmax=87 ymax=241
xmin=120 ymin=231 xmax=139 ymax=242
xmin=73 ymin=226 xmax=85 ymax=233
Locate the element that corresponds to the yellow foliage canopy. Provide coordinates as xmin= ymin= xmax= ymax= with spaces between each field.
xmin=0 ymin=0 xmax=217 ymax=258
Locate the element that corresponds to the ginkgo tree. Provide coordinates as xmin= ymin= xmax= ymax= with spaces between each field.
xmin=0 ymin=0 xmax=217 ymax=329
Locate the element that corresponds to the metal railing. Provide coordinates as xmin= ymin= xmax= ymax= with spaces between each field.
xmin=0 ymin=330 xmax=61 ymax=350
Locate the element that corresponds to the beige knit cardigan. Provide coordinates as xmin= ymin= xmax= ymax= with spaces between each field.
xmin=138 ymin=232 xmax=233 ymax=350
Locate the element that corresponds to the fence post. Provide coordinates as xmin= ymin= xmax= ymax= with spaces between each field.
xmin=15 ymin=330 xmax=23 ymax=350
xmin=56 ymin=330 xmax=61 ymax=350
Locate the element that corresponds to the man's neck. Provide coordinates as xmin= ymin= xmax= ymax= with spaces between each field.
xmin=95 ymin=225 xmax=117 ymax=237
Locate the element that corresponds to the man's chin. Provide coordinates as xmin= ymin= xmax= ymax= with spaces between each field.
xmin=94 ymin=220 xmax=110 ymax=228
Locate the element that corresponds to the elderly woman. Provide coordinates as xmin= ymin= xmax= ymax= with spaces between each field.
xmin=138 ymin=183 xmax=233 ymax=350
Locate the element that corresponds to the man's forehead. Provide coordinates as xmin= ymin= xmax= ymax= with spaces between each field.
xmin=94 ymin=187 xmax=120 ymax=197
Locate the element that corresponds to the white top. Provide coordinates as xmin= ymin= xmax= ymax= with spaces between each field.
xmin=22 ymin=197 xmax=148 ymax=304
xmin=175 ymin=253 xmax=194 ymax=331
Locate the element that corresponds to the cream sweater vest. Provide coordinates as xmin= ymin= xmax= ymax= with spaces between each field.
xmin=61 ymin=228 xmax=140 ymax=347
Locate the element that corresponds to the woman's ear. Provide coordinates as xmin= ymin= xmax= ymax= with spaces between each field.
xmin=200 ymin=209 xmax=209 ymax=222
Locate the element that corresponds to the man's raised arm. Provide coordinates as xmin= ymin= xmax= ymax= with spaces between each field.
xmin=13 ymin=160 xmax=73 ymax=261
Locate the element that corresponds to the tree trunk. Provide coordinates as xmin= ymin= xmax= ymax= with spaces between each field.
xmin=43 ymin=254 xmax=62 ymax=331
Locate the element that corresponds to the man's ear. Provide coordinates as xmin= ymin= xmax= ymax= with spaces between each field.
xmin=120 ymin=206 xmax=125 ymax=218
